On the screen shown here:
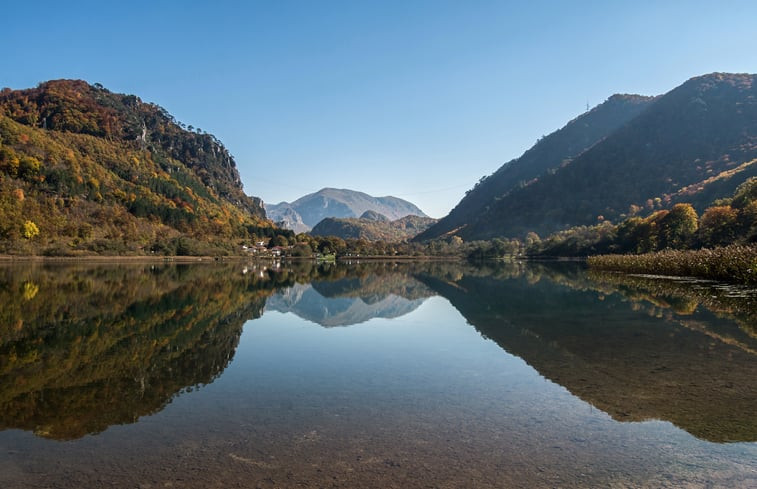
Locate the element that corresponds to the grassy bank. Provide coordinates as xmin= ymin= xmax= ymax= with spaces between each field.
xmin=587 ymin=245 xmax=757 ymax=285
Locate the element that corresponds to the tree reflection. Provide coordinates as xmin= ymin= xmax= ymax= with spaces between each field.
xmin=2 ymin=260 xmax=756 ymax=443
xmin=414 ymin=261 xmax=757 ymax=443
xmin=0 ymin=261 xmax=454 ymax=439
xmin=0 ymin=263 xmax=275 ymax=440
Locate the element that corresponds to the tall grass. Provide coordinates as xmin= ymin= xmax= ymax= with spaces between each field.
xmin=587 ymin=245 xmax=757 ymax=285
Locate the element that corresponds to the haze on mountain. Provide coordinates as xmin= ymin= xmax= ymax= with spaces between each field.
xmin=265 ymin=188 xmax=428 ymax=233
xmin=417 ymin=73 xmax=757 ymax=241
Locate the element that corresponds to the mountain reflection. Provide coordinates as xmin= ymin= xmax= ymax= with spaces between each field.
xmin=266 ymin=273 xmax=433 ymax=327
xmin=1 ymin=260 xmax=756 ymax=443
xmin=417 ymin=261 xmax=757 ymax=443
xmin=0 ymin=261 xmax=439 ymax=440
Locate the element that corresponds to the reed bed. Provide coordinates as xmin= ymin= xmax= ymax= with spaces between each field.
xmin=587 ymin=245 xmax=757 ymax=285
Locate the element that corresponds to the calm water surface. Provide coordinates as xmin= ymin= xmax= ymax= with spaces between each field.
xmin=1 ymin=261 xmax=756 ymax=488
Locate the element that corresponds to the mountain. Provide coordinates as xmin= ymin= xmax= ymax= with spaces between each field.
xmin=415 ymin=93 xmax=655 ymax=240
xmin=418 ymin=73 xmax=757 ymax=241
xmin=268 ymin=204 xmax=308 ymax=234
xmin=265 ymin=188 xmax=428 ymax=233
xmin=360 ymin=209 xmax=390 ymax=222
xmin=310 ymin=214 xmax=437 ymax=241
xmin=0 ymin=80 xmax=275 ymax=255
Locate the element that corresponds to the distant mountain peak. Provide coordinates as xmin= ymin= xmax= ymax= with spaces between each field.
xmin=265 ymin=188 xmax=428 ymax=232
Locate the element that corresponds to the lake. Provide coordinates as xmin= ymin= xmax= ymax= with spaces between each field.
xmin=1 ymin=260 xmax=756 ymax=488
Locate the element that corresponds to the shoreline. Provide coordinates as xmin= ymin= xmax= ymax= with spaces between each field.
xmin=587 ymin=245 xmax=757 ymax=286
xmin=0 ymin=255 xmax=254 ymax=263
xmin=0 ymin=254 xmax=463 ymax=264
xmin=336 ymin=255 xmax=462 ymax=262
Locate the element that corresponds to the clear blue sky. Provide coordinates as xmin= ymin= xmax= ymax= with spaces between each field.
xmin=3 ymin=0 xmax=757 ymax=217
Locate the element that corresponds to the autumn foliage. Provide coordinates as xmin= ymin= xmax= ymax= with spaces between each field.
xmin=0 ymin=80 xmax=280 ymax=255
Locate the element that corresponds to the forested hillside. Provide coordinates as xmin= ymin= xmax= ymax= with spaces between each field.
xmin=527 ymin=176 xmax=757 ymax=257
xmin=0 ymin=80 xmax=278 ymax=255
xmin=419 ymin=73 xmax=757 ymax=241
xmin=310 ymin=212 xmax=436 ymax=241
xmin=416 ymin=93 xmax=655 ymax=240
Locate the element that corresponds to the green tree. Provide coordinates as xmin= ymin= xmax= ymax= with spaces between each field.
xmin=268 ymin=234 xmax=289 ymax=247
xmin=18 ymin=156 xmax=41 ymax=180
xmin=738 ymin=201 xmax=757 ymax=242
xmin=639 ymin=210 xmax=669 ymax=252
xmin=290 ymin=243 xmax=313 ymax=257
xmin=525 ymin=232 xmax=540 ymax=247
xmin=660 ymin=203 xmax=698 ymax=249
xmin=732 ymin=177 xmax=757 ymax=209
xmin=699 ymin=206 xmax=738 ymax=247
xmin=0 ymin=147 xmax=20 ymax=177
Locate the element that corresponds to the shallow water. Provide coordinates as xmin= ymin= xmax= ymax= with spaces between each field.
xmin=1 ymin=261 xmax=756 ymax=488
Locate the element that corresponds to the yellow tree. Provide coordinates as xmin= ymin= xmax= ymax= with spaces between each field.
xmin=22 ymin=220 xmax=39 ymax=240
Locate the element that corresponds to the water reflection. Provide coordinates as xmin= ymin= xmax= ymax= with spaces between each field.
xmin=266 ymin=273 xmax=433 ymax=327
xmin=417 ymin=261 xmax=757 ymax=443
xmin=0 ymin=263 xmax=275 ymax=440
xmin=0 ymin=261 xmax=439 ymax=440
xmin=1 ymin=259 xmax=756 ymax=448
